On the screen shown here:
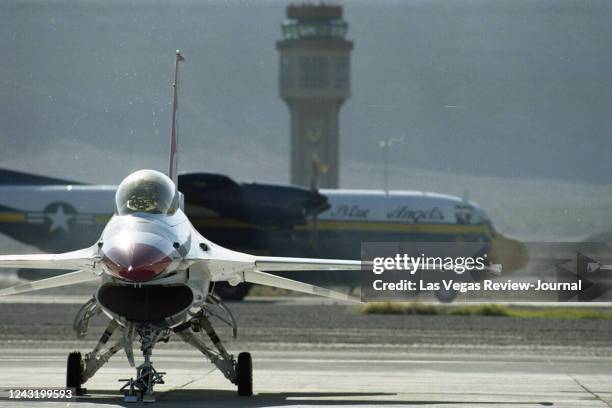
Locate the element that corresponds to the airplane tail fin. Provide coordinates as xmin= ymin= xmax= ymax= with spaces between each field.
xmin=169 ymin=50 xmax=185 ymax=186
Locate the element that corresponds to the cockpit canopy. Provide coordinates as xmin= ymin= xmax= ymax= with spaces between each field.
xmin=115 ymin=170 xmax=178 ymax=215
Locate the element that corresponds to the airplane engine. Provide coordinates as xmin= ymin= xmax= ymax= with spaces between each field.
xmin=97 ymin=283 xmax=193 ymax=324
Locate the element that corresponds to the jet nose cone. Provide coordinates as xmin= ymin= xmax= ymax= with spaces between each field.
xmin=102 ymin=243 xmax=172 ymax=282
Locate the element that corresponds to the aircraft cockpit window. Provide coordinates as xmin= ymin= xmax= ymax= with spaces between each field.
xmin=115 ymin=170 xmax=178 ymax=215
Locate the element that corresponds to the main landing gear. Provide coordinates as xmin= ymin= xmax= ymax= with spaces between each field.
xmin=67 ymin=295 xmax=252 ymax=402
xmin=175 ymin=307 xmax=253 ymax=397
xmin=236 ymin=351 xmax=253 ymax=396
xmin=66 ymin=319 xmax=124 ymax=397
xmin=66 ymin=351 xmax=84 ymax=395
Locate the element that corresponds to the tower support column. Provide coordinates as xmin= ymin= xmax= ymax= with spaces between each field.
xmin=277 ymin=4 xmax=353 ymax=188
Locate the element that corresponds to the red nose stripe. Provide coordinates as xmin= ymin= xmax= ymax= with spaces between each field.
xmin=102 ymin=243 xmax=172 ymax=282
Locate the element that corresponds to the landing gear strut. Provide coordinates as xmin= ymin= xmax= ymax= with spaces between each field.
xmin=66 ymin=296 xmax=253 ymax=402
xmin=66 ymin=319 xmax=124 ymax=396
xmin=176 ymin=310 xmax=253 ymax=396
xmin=119 ymin=328 xmax=168 ymax=403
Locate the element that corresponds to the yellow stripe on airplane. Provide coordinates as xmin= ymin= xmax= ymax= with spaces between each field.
xmin=0 ymin=212 xmax=26 ymax=222
xmin=298 ymin=220 xmax=492 ymax=235
xmin=94 ymin=215 xmax=112 ymax=224
xmin=0 ymin=211 xmax=492 ymax=237
xmin=191 ymin=217 xmax=492 ymax=236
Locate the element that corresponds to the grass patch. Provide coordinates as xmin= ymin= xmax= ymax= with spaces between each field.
xmin=507 ymin=308 xmax=612 ymax=320
xmin=360 ymin=302 xmax=439 ymax=315
xmin=358 ymin=302 xmax=612 ymax=320
xmin=449 ymin=304 xmax=511 ymax=317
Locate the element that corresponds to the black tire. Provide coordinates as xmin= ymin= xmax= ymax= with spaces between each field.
xmin=435 ymin=288 xmax=458 ymax=303
xmin=236 ymin=352 xmax=253 ymax=396
xmin=213 ymin=282 xmax=252 ymax=301
xmin=66 ymin=351 xmax=83 ymax=395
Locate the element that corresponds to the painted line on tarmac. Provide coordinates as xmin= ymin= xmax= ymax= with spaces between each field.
xmin=0 ymin=356 xmax=575 ymax=365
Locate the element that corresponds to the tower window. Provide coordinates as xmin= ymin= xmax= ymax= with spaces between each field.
xmin=334 ymin=56 xmax=349 ymax=89
xmin=281 ymin=56 xmax=294 ymax=88
xmin=299 ymin=56 xmax=329 ymax=88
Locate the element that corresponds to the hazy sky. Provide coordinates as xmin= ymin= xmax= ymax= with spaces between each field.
xmin=1 ymin=0 xmax=611 ymax=239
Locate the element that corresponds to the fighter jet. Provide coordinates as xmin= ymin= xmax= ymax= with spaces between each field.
xmin=0 ymin=51 xmax=360 ymax=402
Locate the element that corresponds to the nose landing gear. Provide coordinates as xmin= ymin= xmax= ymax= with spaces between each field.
xmin=119 ymin=329 xmax=167 ymax=403
xmin=119 ymin=362 xmax=165 ymax=403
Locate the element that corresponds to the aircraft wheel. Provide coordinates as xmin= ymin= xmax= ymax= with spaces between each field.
xmin=435 ymin=288 xmax=458 ymax=303
xmin=236 ymin=352 xmax=252 ymax=396
xmin=214 ymin=282 xmax=252 ymax=301
xmin=66 ymin=351 xmax=84 ymax=395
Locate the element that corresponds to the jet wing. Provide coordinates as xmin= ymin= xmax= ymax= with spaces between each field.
xmin=0 ymin=246 xmax=98 ymax=271
xmin=252 ymin=256 xmax=362 ymax=302
xmin=243 ymin=269 xmax=359 ymax=302
xmin=202 ymin=252 xmax=362 ymax=303
xmin=0 ymin=246 xmax=100 ymax=296
xmin=254 ymin=256 xmax=362 ymax=272
xmin=0 ymin=269 xmax=98 ymax=296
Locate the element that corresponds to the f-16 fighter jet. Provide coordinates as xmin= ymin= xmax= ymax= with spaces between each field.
xmin=0 ymin=51 xmax=360 ymax=402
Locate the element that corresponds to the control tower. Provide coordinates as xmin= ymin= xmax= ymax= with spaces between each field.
xmin=277 ymin=4 xmax=353 ymax=188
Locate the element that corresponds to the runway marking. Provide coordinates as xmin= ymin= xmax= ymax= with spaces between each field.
xmin=0 ymin=356 xmax=484 ymax=364
xmin=1 ymin=356 xmax=610 ymax=367
xmin=568 ymin=373 xmax=612 ymax=407
xmin=543 ymin=355 xmax=612 ymax=407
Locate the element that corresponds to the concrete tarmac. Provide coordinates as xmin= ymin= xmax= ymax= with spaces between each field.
xmin=0 ymin=292 xmax=611 ymax=407
xmin=0 ymin=346 xmax=611 ymax=407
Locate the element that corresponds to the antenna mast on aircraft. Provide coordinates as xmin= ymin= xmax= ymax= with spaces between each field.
xmin=169 ymin=50 xmax=185 ymax=185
